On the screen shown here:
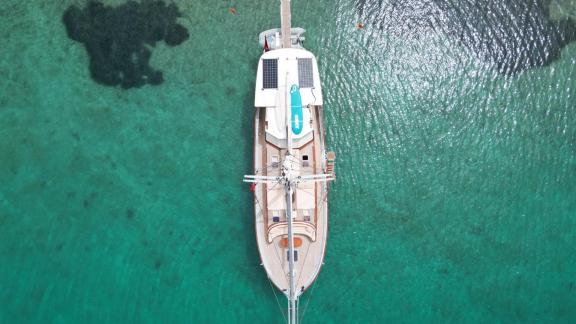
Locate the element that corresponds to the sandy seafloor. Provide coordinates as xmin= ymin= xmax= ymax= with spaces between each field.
xmin=0 ymin=0 xmax=575 ymax=323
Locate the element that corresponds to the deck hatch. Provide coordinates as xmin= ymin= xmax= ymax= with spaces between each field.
xmin=287 ymin=250 xmax=299 ymax=262
xmin=262 ymin=59 xmax=278 ymax=89
xmin=298 ymin=58 xmax=314 ymax=88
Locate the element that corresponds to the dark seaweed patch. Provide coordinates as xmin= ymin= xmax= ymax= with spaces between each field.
xmin=126 ymin=207 xmax=135 ymax=219
xmin=355 ymin=0 xmax=576 ymax=74
xmin=63 ymin=1 xmax=189 ymax=89
xmin=154 ymin=259 xmax=162 ymax=270
xmin=82 ymin=192 xmax=99 ymax=209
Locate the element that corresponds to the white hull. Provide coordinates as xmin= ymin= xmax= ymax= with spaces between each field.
xmin=245 ymin=2 xmax=334 ymax=323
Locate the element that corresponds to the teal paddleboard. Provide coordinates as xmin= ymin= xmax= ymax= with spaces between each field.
xmin=290 ymin=85 xmax=303 ymax=135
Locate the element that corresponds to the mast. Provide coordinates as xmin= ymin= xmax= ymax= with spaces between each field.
xmin=283 ymin=67 xmax=297 ymax=324
xmin=285 ymin=176 xmax=297 ymax=324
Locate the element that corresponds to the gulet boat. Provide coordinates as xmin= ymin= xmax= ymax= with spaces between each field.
xmin=243 ymin=1 xmax=336 ymax=323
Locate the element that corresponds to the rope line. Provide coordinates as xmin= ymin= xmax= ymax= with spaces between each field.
xmin=267 ymin=275 xmax=288 ymax=323
xmin=299 ymin=277 xmax=318 ymax=323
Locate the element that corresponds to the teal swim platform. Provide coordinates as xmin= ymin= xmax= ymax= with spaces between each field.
xmin=290 ymin=84 xmax=303 ymax=135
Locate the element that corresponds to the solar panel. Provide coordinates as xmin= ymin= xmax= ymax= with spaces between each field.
xmin=262 ymin=59 xmax=278 ymax=89
xmin=298 ymin=58 xmax=314 ymax=88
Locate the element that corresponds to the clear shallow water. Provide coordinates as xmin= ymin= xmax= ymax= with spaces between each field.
xmin=0 ymin=0 xmax=575 ymax=323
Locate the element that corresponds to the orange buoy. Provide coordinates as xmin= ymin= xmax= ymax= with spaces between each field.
xmin=356 ymin=23 xmax=364 ymax=29
xmin=280 ymin=237 xmax=302 ymax=248
xmin=229 ymin=7 xmax=237 ymax=14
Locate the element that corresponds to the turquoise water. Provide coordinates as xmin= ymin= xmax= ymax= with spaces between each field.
xmin=1 ymin=0 xmax=575 ymax=323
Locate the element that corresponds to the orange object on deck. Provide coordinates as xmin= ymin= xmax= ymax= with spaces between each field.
xmin=280 ymin=237 xmax=302 ymax=248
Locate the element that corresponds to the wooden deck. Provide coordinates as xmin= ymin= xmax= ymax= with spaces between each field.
xmin=256 ymin=104 xmax=328 ymax=294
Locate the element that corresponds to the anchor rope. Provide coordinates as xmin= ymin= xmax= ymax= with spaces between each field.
xmin=267 ymin=275 xmax=288 ymax=323
xmin=299 ymin=277 xmax=318 ymax=323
